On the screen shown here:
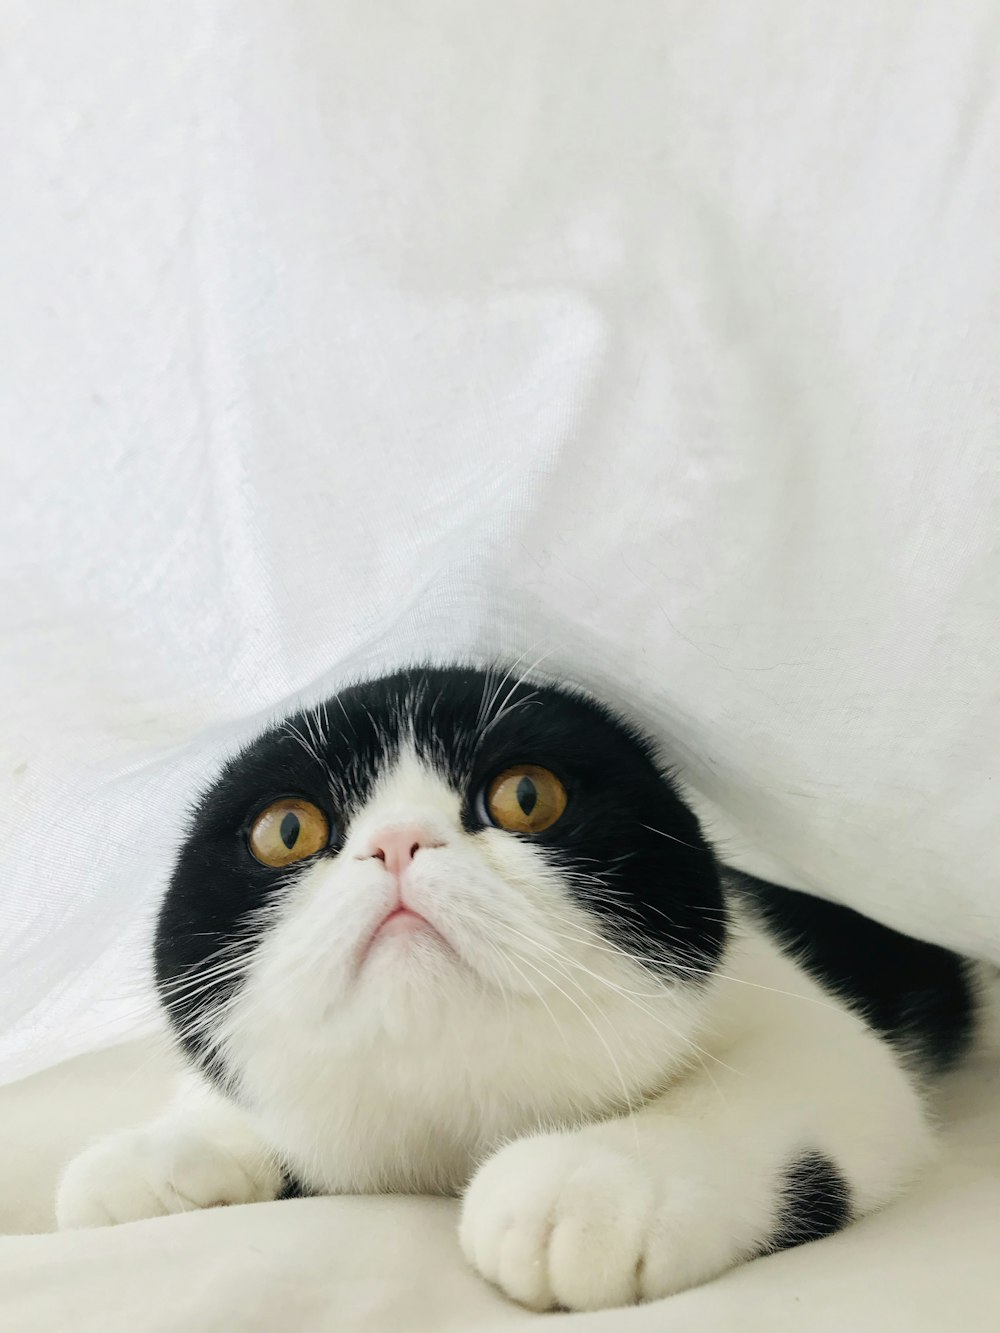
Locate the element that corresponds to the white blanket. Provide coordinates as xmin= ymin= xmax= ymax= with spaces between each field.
xmin=2 ymin=0 xmax=1000 ymax=1085
xmin=2 ymin=1038 xmax=999 ymax=1331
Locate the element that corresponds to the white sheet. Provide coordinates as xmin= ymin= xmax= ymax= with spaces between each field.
xmin=3 ymin=5 xmax=1000 ymax=1325
xmin=2 ymin=1038 xmax=999 ymax=1332
xmin=4 ymin=0 xmax=1000 ymax=1086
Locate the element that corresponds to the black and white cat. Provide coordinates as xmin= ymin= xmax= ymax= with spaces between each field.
xmin=56 ymin=667 xmax=982 ymax=1311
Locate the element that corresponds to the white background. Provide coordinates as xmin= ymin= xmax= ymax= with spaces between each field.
xmin=2 ymin=0 xmax=999 ymax=1085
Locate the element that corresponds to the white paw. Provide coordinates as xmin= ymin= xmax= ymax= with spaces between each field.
xmin=460 ymin=1129 xmax=748 ymax=1311
xmin=56 ymin=1123 xmax=284 ymax=1230
xmin=460 ymin=1133 xmax=657 ymax=1311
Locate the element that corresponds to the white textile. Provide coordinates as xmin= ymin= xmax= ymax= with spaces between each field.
xmin=2 ymin=1 xmax=999 ymax=1087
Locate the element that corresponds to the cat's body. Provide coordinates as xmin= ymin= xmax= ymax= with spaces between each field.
xmin=56 ymin=668 xmax=984 ymax=1311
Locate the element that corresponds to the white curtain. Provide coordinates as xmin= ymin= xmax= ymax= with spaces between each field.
xmin=2 ymin=0 xmax=999 ymax=1085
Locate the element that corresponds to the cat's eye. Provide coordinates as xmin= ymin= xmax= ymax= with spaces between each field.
xmin=484 ymin=765 xmax=567 ymax=834
xmin=249 ymin=798 xmax=330 ymax=868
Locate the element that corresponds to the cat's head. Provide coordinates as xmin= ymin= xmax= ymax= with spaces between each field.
xmin=155 ymin=667 xmax=727 ymax=1148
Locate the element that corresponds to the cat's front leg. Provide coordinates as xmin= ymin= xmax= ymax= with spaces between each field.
xmin=56 ymin=1072 xmax=283 ymax=1229
xmin=460 ymin=1015 xmax=933 ymax=1311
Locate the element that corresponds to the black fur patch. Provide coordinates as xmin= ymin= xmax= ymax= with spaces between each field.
xmin=769 ymin=1151 xmax=851 ymax=1251
xmin=155 ymin=666 xmax=727 ymax=1072
xmin=276 ymin=1175 xmax=311 ymax=1201
xmin=738 ymin=873 xmax=975 ymax=1072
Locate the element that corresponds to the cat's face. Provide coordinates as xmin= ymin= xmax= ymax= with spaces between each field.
xmin=156 ymin=668 xmax=727 ymax=1185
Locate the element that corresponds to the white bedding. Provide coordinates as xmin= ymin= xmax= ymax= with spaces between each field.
xmin=3 ymin=0 xmax=1000 ymax=1327
xmin=2 ymin=1037 xmax=999 ymax=1331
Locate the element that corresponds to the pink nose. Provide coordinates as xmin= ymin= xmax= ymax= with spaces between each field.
xmin=368 ymin=827 xmax=440 ymax=877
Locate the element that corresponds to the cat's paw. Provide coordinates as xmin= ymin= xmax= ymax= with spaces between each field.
xmin=460 ymin=1132 xmax=660 ymax=1312
xmin=460 ymin=1127 xmax=749 ymax=1311
xmin=56 ymin=1123 xmax=284 ymax=1229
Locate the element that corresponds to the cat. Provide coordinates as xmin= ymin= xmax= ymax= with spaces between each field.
xmin=55 ymin=666 xmax=982 ymax=1312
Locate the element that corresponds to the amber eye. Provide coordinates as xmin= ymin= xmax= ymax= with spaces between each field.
xmin=249 ymin=798 xmax=330 ymax=868
xmin=485 ymin=765 xmax=568 ymax=834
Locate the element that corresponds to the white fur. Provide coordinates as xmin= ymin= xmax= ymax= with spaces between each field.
xmin=57 ymin=748 xmax=936 ymax=1310
xmin=56 ymin=1076 xmax=283 ymax=1228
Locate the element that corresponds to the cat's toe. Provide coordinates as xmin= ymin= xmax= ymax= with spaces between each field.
xmin=55 ymin=1125 xmax=283 ymax=1229
xmin=460 ymin=1133 xmax=655 ymax=1312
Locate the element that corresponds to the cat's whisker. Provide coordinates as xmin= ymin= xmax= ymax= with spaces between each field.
xmin=483 ymin=942 xmax=574 ymax=1064
xmin=498 ymin=946 xmax=639 ymax=1126
xmin=281 ymin=722 xmax=323 ymax=768
xmin=476 ymin=645 xmax=544 ymax=730
xmin=479 ymin=647 xmax=557 ymax=741
xmin=560 ymin=916 xmax=841 ymax=1016
xmin=638 ymin=824 xmax=706 ymax=853
xmin=486 ymin=916 xmax=740 ymax=1076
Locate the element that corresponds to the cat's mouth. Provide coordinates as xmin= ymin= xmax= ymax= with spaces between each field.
xmin=356 ymin=899 xmax=453 ymax=969
xmin=378 ymin=905 xmax=430 ymax=936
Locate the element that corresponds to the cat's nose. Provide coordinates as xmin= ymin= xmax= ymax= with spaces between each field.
xmin=367 ymin=827 xmax=443 ymax=877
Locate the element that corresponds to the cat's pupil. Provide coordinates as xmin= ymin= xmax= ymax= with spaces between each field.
xmin=280 ymin=812 xmax=300 ymax=849
xmin=516 ymin=777 xmax=537 ymax=816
